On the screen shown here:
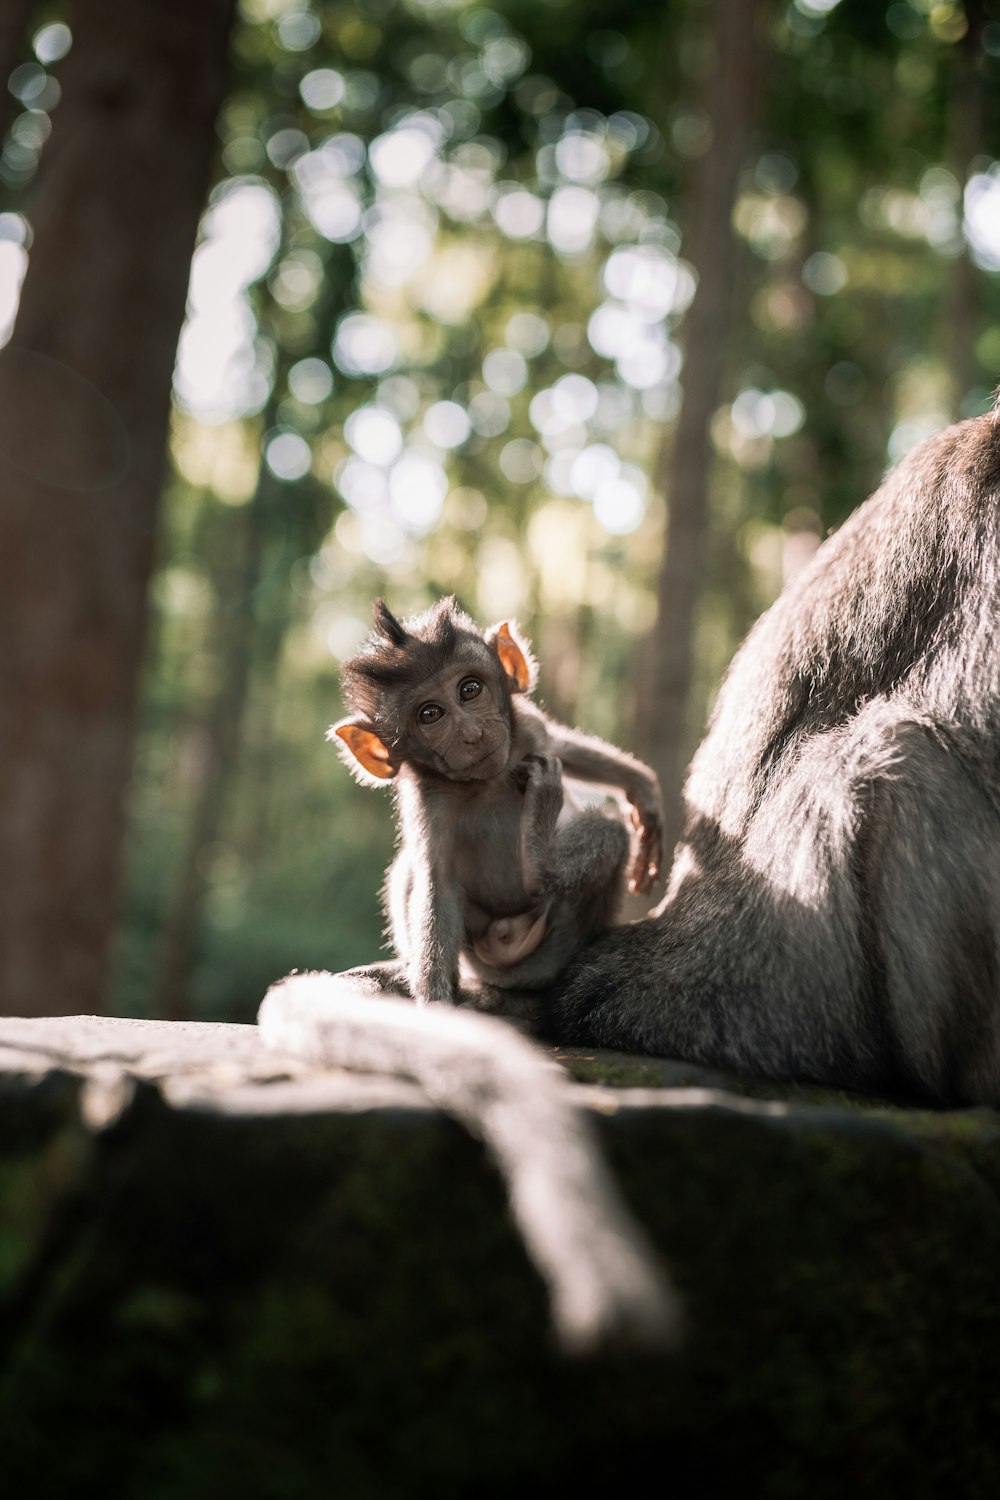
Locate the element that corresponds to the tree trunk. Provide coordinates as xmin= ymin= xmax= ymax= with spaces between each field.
xmin=0 ymin=0 xmax=235 ymax=1016
xmin=0 ymin=0 xmax=35 ymax=174
xmin=153 ymin=218 xmax=355 ymax=1017
xmin=152 ymin=478 xmax=265 ymax=1021
xmin=946 ymin=0 xmax=986 ymax=416
xmin=0 ymin=0 xmax=33 ymax=101
xmin=640 ymin=0 xmax=764 ymax=861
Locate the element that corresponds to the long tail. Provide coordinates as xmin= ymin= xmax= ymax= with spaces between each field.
xmin=258 ymin=970 xmax=682 ymax=1356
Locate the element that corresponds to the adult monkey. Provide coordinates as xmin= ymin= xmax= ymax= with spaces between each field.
xmin=546 ymin=404 xmax=1000 ymax=1108
xmin=260 ymin=403 xmax=1000 ymax=1349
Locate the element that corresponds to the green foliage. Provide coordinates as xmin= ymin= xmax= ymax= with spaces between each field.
xmin=104 ymin=0 xmax=1000 ymax=1017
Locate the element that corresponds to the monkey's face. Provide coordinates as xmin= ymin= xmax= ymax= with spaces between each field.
xmin=406 ymin=662 xmax=512 ymax=781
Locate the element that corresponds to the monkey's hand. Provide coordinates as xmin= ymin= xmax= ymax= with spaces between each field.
xmin=521 ymin=752 xmax=563 ymax=809
xmin=625 ymin=781 xmax=664 ymax=895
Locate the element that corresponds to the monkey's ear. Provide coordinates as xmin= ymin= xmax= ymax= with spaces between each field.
xmin=488 ymin=621 xmax=537 ymax=694
xmin=328 ymin=717 xmax=398 ymax=785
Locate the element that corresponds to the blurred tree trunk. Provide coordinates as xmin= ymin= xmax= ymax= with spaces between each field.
xmin=946 ymin=0 xmax=986 ymax=416
xmin=154 ymin=227 xmax=351 ymax=1018
xmin=639 ymin=0 xmax=764 ymax=865
xmin=153 ymin=482 xmax=264 ymax=1021
xmin=0 ymin=0 xmax=33 ymax=97
xmin=0 ymin=0 xmax=34 ymax=168
xmin=0 ymin=0 xmax=235 ymax=1016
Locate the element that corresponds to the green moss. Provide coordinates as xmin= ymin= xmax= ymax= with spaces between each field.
xmin=0 ymin=1055 xmax=998 ymax=1498
xmin=558 ymin=1050 xmax=665 ymax=1087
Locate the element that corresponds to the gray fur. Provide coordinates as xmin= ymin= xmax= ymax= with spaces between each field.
xmin=546 ymin=410 xmax=1000 ymax=1107
xmin=334 ymin=599 xmax=664 ymax=1004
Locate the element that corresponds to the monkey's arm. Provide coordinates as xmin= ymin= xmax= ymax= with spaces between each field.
xmin=518 ymin=752 xmax=564 ymax=897
xmin=403 ymin=870 xmax=464 ymax=1006
xmin=391 ymin=797 xmax=466 ymax=1005
xmin=541 ymin=720 xmax=664 ymax=895
xmin=467 ymin=755 xmax=563 ymax=970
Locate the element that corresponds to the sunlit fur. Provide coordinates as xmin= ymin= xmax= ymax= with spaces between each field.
xmin=330 ymin=596 xmax=664 ymax=1003
xmin=546 ymin=408 xmax=1000 ymax=1107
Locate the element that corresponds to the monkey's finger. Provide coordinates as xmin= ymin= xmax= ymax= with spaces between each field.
xmin=630 ymin=824 xmax=665 ymax=893
xmin=628 ymin=851 xmax=652 ymax=895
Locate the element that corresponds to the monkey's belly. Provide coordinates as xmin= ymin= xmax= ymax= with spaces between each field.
xmin=470 ymin=906 xmax=550 ymax=967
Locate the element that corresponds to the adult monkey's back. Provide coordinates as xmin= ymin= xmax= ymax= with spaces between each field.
xmin=548 ymin=407 xmax=1000 ymax=1108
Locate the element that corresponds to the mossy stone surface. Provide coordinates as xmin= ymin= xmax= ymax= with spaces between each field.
xmin=0 ymin=1016 xmax=997 ymax=1499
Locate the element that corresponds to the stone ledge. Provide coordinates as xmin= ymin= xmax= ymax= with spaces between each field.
xmin=0 ymin=1014 xmax=998 ymax=1498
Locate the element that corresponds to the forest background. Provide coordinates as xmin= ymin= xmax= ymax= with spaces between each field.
xmin=1 ymin=0 xmax=999 ymax=1023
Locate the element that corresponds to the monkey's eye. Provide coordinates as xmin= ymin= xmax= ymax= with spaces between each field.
xmin=417 ymin=702 xmax=444 ymax=725
xmin=458 ymin=677 xmax=484 ymax=702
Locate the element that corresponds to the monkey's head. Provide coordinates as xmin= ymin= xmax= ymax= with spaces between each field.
xmin=331 ymin=597 xmax=538 ymax=785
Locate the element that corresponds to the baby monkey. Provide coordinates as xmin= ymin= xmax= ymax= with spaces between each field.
xmin=332 ymin=597 xmax=664 ymax=1006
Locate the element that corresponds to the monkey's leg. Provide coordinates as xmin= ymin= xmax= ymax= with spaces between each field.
xmin=546 ymin=810 xmax=630 ymax=912
xmin=329 ymin=954 xmax=497 ymax=1014
xmin=334 ymin=959 xmax=413 ymax=997
xmin=486 ymin=813 xmax=630 ymax=990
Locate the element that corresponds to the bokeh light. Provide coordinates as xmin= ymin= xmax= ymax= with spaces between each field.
xmin=288 ymin=357 xmax=334 ymax=404
xmin=423 ymin=400 xmax=471 ymax=448
xmin=345 ymin=405 xmax=404 ymax=465
xmin=32 ymin=22 xmax=72 ymax=64
xmin=265 ymin=431 xmax=313 ymax=481
xmin=333 ymin=313 xmax=399 ymax=376
xmin=174 ymin=182 xmax=280 ymax=422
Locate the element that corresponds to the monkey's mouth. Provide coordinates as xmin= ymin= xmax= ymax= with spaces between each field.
xmin=455 ymin=743 xmax=508 ymax=778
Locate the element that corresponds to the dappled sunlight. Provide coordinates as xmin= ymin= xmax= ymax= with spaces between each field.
xmin=964 ymin=167 xmax=1000 ymax=270
xmin=172 ymin=418 xmax=259 ymax=504
xmin=730 ymin=389 xmax=805 ymax=442
xmin=422 ymin=399 xmax=471 ymax=448
xmin=388 ymin=451 xmax=448 ymax=531
xmin=0 ymin=220 xmax=28 ymax=348
xmin=332 ymin=311 xmax=398 ymax=374
xmin=52 ymin=0 xmax=997 ymax=1024
xmin=294 ymin=134 xmax=365 ymax=242
xmin=344 ymin=404 xmax=403 ymax=464
xmin=174 ymin=181 xmax=281 ymax=423
xmin=492 ymin=186 xmax=545 ymax=238
xmin=482 ymin=346 xmax=527 ymax=395
xmin=299 ymin=66 xmax=346 ymax=112
xmin=0 ymin=21 xmax=69 ymax=194
xmin=158 ymin=0 xmax=769 ymax=588
xmin=265 ymin=430 xmax=313 ymax=481
xmin=369 ymin=116 xmax=441 ymax=187
xmin=287 ymin=356 xmax=334 ymax=404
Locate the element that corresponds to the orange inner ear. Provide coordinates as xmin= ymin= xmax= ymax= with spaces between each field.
xmin=495 ymin=622 xmax=531 ymax=691
xmin=335 ymin=723 xmax=396 ymax=780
